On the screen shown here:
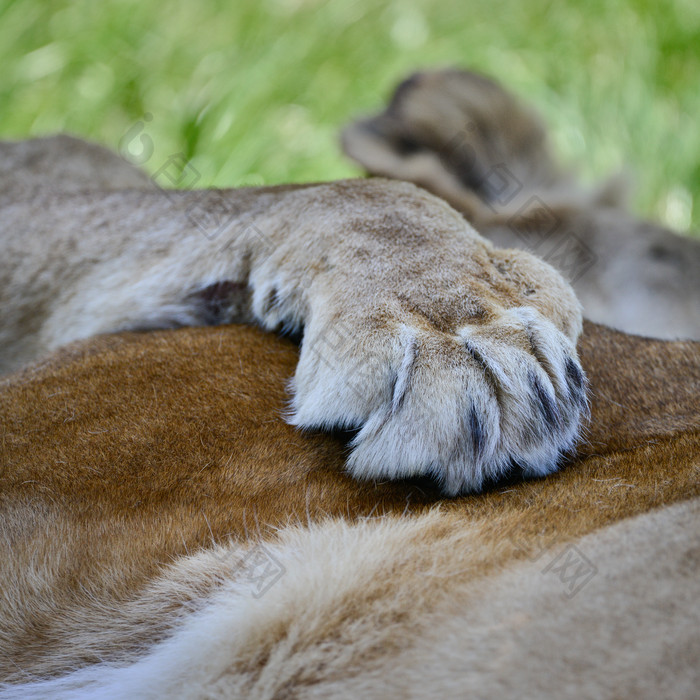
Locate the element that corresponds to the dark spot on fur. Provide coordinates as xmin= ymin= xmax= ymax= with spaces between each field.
xmin=469 ymin=403 xmax=485 ymax=458
xmin=565 ymin=357 xmax=584 ymax=391
xmin=394 ymin=135 xmax=423 ymax=155
xmin=279 ymin=325 xmax=303 ymax=344
xmin=480 ymin=460 xmax=527 ymax=492
xmin=263 ymin=287 xmax=279 ymax=316
xmin=529 ymin=370 xmax=559 ymax=427
xmin=565 ymin=357 xmax=588 ymax=407
xmin=464 ymin=338 xmax=499 ymax=399
xmin=464 ymin=339 xmax=489 ymax=372
xmin=193 ymin=280 xmax=247 ymax=325
xmin=440 ymin=143 xmax=485 ymax=194
xmin=389 ymin=370 xmax=399 ymax=409
xmin=326 ymin=425 xmax=361 ymax=445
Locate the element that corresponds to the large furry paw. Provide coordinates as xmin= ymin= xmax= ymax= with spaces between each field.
xmin=288 ymin=281 xmax=586 ymax=496
xmin=249 ymin=179 xmax=587 ymax=495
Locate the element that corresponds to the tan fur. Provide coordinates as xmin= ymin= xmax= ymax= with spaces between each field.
xmin=342 ymin=68 xmax=700 ymax=339
xmin=0 ymin=134 xmax=698 ymax=697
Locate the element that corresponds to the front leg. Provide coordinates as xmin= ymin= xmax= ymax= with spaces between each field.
xmin=222 ymin=179 xmax=585 ymax=493
xmin=2 ymin=178 xmax=586 ymax=494
xmin=270 ymin=182 xmax=586 ymax=494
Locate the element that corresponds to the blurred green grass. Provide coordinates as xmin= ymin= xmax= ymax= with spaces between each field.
xmin=1 ymin=0 xmax=699 ymax=232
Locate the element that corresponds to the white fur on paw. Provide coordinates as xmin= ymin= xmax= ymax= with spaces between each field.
xmin=288 ymin=307 xmax=587 ymax=496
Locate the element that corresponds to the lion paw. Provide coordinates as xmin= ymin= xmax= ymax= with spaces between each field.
xmin=289 ymin=302 xmax=586 ymax=495
xmin=266 ymin=180 xmax=586 ymax=495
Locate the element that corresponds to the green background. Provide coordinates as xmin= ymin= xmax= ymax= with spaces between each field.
xmin=2 ymin=0 xmax=698 ymax=233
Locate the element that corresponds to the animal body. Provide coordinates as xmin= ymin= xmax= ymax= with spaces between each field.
xmin=1 ymin=109 xmax=698 ymax=697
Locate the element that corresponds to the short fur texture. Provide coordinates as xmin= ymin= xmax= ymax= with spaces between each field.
xmin=341 ymin=68 xmax=700 ymax=339
xmin=1 ymin=127 xmax=699 ymax=698
xmin=1 ymin=321 xmax=699 ymax=697
xmin=0 ymin=135 xmax=585 ymax=494
xmin=4 ymin=504 xmax=698 ymax=700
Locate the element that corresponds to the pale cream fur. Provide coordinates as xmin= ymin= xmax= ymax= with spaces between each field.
xmin=3 ymin=501 xmax=698 ymax=699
